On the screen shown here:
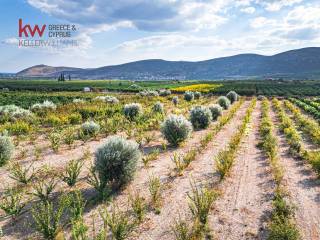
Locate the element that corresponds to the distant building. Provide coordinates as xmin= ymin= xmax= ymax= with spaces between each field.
xmin=83 ymin=87 xmax=91 ymax=92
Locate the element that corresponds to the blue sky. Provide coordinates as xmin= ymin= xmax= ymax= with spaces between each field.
xmin=0 ymin=0 xmax=319 ymax=72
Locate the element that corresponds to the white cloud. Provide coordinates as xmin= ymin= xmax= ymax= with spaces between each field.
xmin=26 ymin=0 xmax=230 ymax=32
xmin=114 ymin=35 xmax=228 ymax=52
xmin=250 ymin=17 xmax=277 ymax=28
xmin=240 ymin=7 xmax=255 ymax=14
xmin=250 ymin=5 xmax=320 ymax=42
xmin=1 ymin=38 xmax=19 ymax=45
xmin=285 ymin=5 xmax=320 ymax=25
xmin=107 ymin=33 xmax=307 ymax=64
xmin=259 ymin=0 xmax=303 ymax=12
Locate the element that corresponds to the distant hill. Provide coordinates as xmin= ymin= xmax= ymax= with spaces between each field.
xmin=16 ymin=47 xmax=320 ymax=80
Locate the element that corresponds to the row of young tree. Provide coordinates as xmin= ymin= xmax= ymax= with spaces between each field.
xmin=57 ymin=73 xmax=71 ymax=81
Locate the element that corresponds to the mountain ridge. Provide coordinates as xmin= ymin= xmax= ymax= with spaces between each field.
xmin=16 ymin=47 xmax=320 ymax=80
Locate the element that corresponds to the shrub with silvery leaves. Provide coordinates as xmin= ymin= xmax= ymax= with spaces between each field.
xmin=73 ymin=98 xmax=86 ymax=103
xmin=184 ymin=91 xmax=194 ymax=101
xmin=217 ymin=96 xmax=231 ymax=110
xmin=105 ymin=96 xmax=119 ymax=104
xmin=124 ymin=103 xmax=143 ymax=120
xmin=152 ymin=101 xmax=164 ymax=113
xmin=139 ymin=90 xmax=159 ymax=97
xmin=159 ymin=89 xmax=171 ymax=96
xmin=209 ymin=104 xmax=223 ymax=120
xmin=81 ymin=121 xmax=100 ymax=137
xmin=194 ymin=91 xmax=201 ymax=99
xmin=0 ymin=105 xmax=33 ymax=121
xmin=94 ymin=96 xmax=107 ymax=102
xmin=189 ymin=106 xmax=212 ymax=129
xmin=161 ymin=114 xmax=193 ymax=146
xmin=94 ymin=136 xmax=141 ymax=189
xmin=226 ymin=91 xmax=239 ymax=103
xmin=0 ymin=131 xmax=14 ymax=166
xmin=31 ymin=100 xmax=56 ymax=111
xmin=94 ymin=96 xmax=119 ymax=104
xmin=130 ymin=84 xmax=141 ymax=89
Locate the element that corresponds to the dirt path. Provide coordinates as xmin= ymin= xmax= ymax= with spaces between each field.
xmin=208 ymin=101 xmax=274 ymax=240
xmin=270 ymin=106 xmax=320 ymax=240
xmin=130 ymin=101 xmax=252 ymax=240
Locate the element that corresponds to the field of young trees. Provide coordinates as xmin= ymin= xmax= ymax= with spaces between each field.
xmin=1 ymin=79 xmax=320 ymax=96
xmin=0 ymin=87 xmax=319 ymax=240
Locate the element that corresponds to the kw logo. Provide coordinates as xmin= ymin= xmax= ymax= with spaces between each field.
xmin=19 ymin=19 xmax=46 ymax=37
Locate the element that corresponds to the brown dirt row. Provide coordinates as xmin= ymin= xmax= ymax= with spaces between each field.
xmin=208 ymin=100 xmax=275 ymax=240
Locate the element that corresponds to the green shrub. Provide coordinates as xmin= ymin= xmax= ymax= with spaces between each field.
xmin=208 ymin=104 xmax=223 ymax=120
xmin=152 ymin=102 xmax=164 ymax=114
xmin=303 ymin=150 xmax=320 ymax=176
xmin=123 ymin=103 xmax=143 ymax=120
xmin=226 ymin=91 xmax=239 ymax=103
xmin=78 ymin=106 xmax=106 ymax=120
xmin=161 ymin=114 xmax=192 ymax=146
xmin=81 ymin=121 xmax=100 ymax=137
xmin=6 ymin=121 xmax=31 ymax=135
xmin=68 ymin=113 xmax=82 ymax=124
xmin=94 ymin=136 xmax=141 ymax=190
xmin=44 ymin=115 xmax=64 ymax=127
xmin=217 ymin=96 xmax=231 ymax=109
xmin=184 ymin=91 xmax=194 ymax=102
xmin=189 ymin=106 xmax=212 ymax=129
xmin=0 ymin=132 xmax=14 ymax=166
xmin=194 ymin=91 xmax=201 ymax=99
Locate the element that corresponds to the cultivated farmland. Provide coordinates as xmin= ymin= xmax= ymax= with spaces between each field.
xmin=0 ymin=82 xmax=319 ymax=240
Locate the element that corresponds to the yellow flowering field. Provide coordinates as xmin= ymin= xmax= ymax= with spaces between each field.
xmin=171 ymin=83 xmax=222 ymax=93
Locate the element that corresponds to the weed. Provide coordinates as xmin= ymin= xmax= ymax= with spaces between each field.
xmin=172 ymin=216 xmax=194 ymax=240
xmin=129 ymin=191 xmax=146 ymax=223
xmin=187 ymin=181 xmax=217 ymax=228
xmin=142 ymin=148 xmax=159 ymax=167
xmin=32 ymin=177 xmax=57 ymax=202
xmin=87 ymin=166 xmax=110 ymax=201
xmin=148 ymin=175 xmax=162 ymax=214
xmin=61 ymin=159 xmax=84 ymax=187
xmin=9 ymin=162 xmax=36 ymax=184
xmin=99 ymin=204 xmax=135 ymax=240
xmin=48 ymin=131 xmax=61 ymax=153
xmin=0 ymin=187 xmax=26 ymax=219
xmin=31 ymin=195 xmax=69 ymax=240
